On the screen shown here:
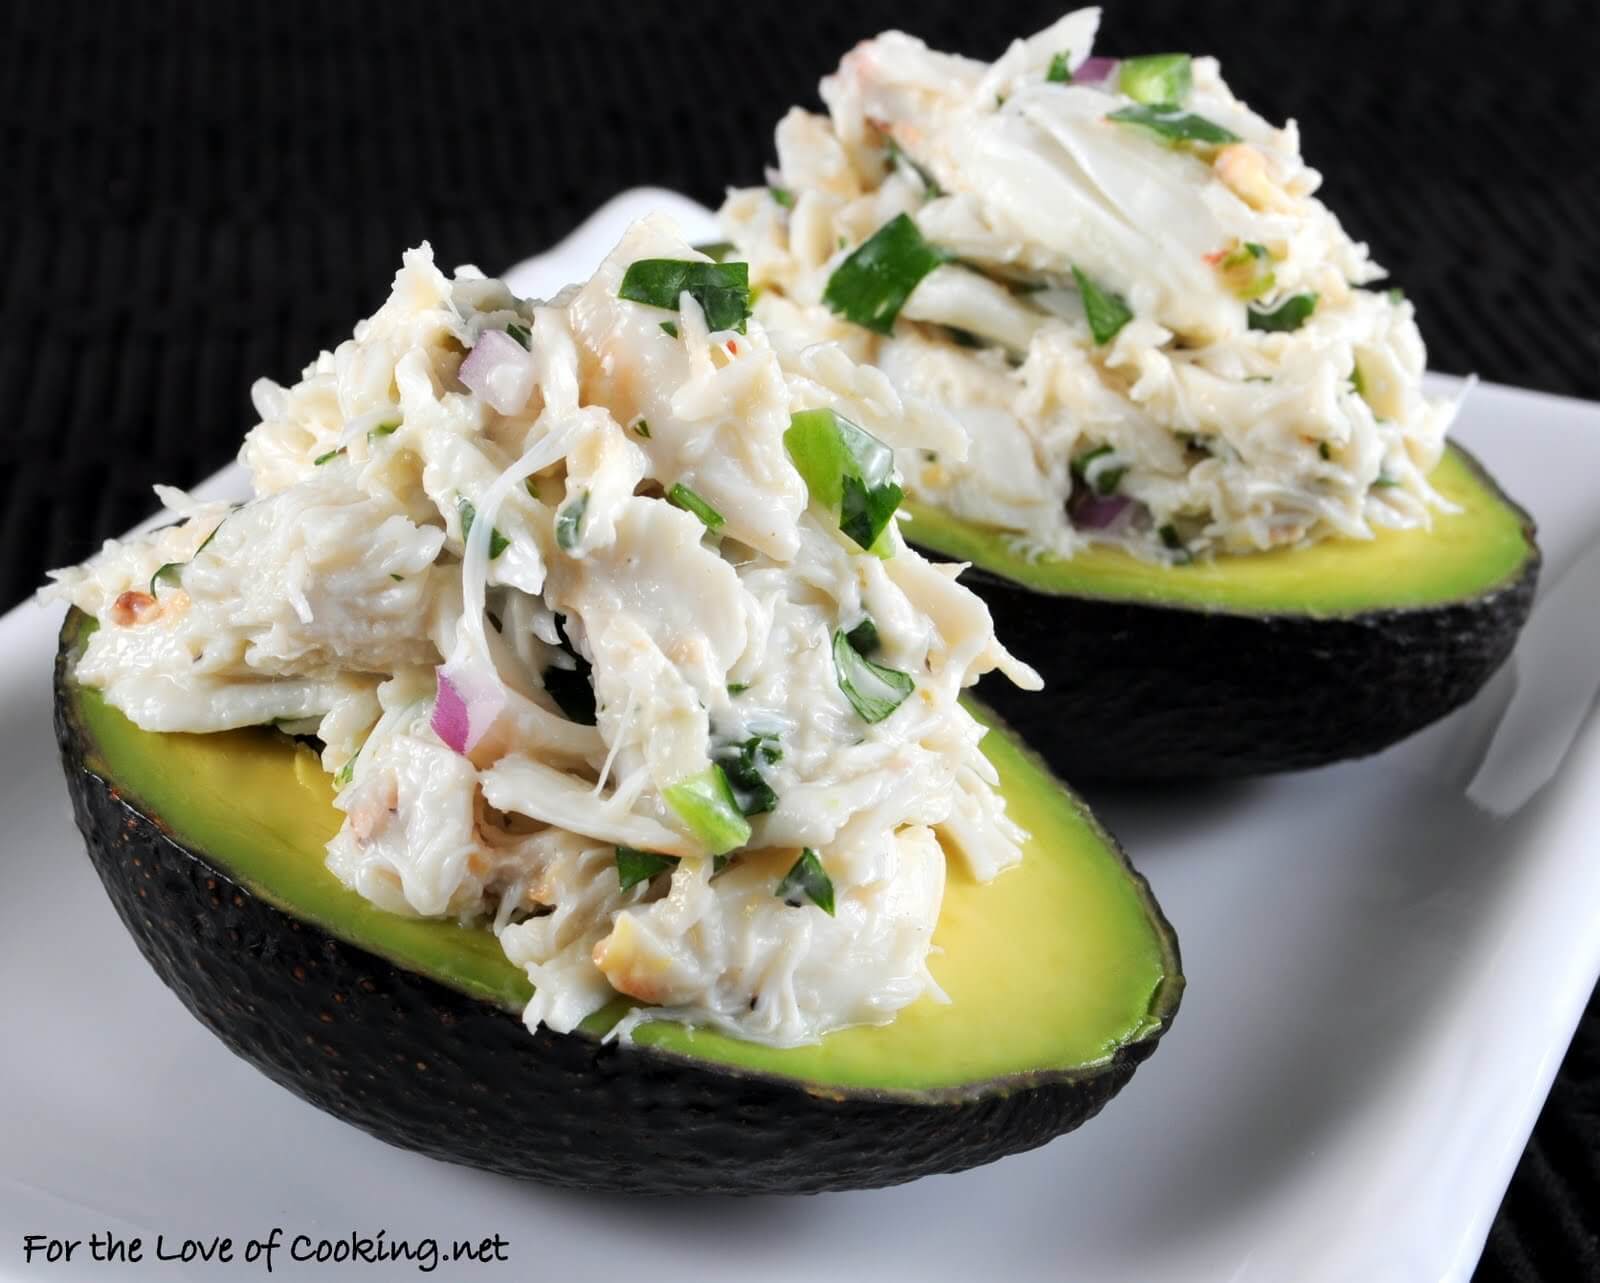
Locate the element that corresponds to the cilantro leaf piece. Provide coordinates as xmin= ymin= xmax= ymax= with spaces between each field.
xmin=715 ymin=733 xmax=782 ymax=817
xmin=458 ymin=496 xmax=510 ymax=559
xmin=667 ymin=483 xmax=725 ymax=533
xmin=822 ymin=213 xmax=948 ymax=335
xmin=832 ymin=629 xmax=913 ymax=723
xmin=616 ymin=846 xmax=677 ymax=892
xmin=844 ymin=616 xmax=880 ymax=656
xmin=775 ymin=848 xmax=835 ymax=916
xmin=1248 ymin=292 xmax=1318 ymax=333
xmin=1071 ymin=266 xmax=1134 ymax=344
xmin=1107 ymin=104 xmax=1240 ymax=147
xmin=555 ymin=490 xmax=589 ymax=552
xmin=619 ymin=259 xmax=751 ymax=334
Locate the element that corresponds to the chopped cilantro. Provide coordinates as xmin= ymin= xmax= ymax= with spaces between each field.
xmin=457 ymin=496 xmax=510 ymax=559
xmin=775 ymin=849 xmax=835 ymax=916
xmin=616 ymin=846 xmax=677 ymax=892
xmin=1072 ymin=444 xmax=1128 ymax=495
xmin=844 ymin=616 xmax=880 ymax=656
xmin=1071 ymin=266 xmax=1134 ymax=344
xmin=667 ymin=483 xmax=725 ymax=533
xmin=822 ymin=213 xmax=949 ymax=335
xmin=619 ymin=258 xmax=751 ymax=333
xmin=715 ymin=733 xmax=782 ymax=817
xmin=1106 ymin=103 xmax=1240 ymax=147
xmin=885 ymin=136 xmax=942 ymax=197
xmin=692 ymin=240 xmax=738 ymax=263
xmin=1248 ymin=292 xmax=1318 ymax=333
xmin=1158 ymin=523 xmax=1193 ymax=564
xmin=555 ymin=490 xmax=589 ymax=552
xmin=832 ymin=629 xmax=913 ymax=723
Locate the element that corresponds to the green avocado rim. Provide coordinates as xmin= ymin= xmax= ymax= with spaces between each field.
xmin=61 ymin=611 xmax=1181 ymax=1101
xmin=904 ymin=444 xmax=1536 ymax=617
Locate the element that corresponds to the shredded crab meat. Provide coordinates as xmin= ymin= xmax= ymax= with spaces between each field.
xmin=717 ymin=7 xmax=1459 ymax=563
xmin=44 ymin=214 xmax=1039 ymax=1049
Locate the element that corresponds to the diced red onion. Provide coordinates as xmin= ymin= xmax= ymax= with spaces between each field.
xmin=1074 ymin=56 xmax=1118 ymax=87
xmin=431 ymin=660 xmax=507 ymax=755
xmin=1070 ymin=493 xmax=1136 ymax=532
xmin=458 ymin=328 xmax=535 ymax=416
xmin=431 ymin=672 xmax=470 ymax=753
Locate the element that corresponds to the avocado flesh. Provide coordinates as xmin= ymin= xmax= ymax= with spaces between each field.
xmin=905 ymin=444 xmax=1530 ymax=615
xmin=68 ymin=647 xmax=1176 ymax=1097
xmin=904 ymin=444 xmax=1539 ymax=780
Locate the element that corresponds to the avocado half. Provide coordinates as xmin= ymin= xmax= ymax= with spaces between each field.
xmin=54 ymin=609 xmax=1181 ymax=1194
xmin=906 ymin=444 xmax=1539 ymax=781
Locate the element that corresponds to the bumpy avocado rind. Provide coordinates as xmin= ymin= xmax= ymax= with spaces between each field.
xmin=907 ymin=444 xmax=1540 ymax=781
xmin=53 ymin=609 xmax=1181 ymax=1195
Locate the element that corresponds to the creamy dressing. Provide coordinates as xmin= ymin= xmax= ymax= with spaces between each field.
xmin=719 ymin=8 xmax=1460 ymax=561
xmin=47 ymin=216 xmax=1039 ymax=1049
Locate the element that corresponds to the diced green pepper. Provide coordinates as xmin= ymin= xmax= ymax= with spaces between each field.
xmin=784 ymin=408 xmax=904 ymax=555
xmin=1218 ymin=242 xmax=1276 ymax=302
xmin=1117 ymin=53 xmax=1192 ymax=106
xmin=664 ymin=766 xmax=752 ymax=855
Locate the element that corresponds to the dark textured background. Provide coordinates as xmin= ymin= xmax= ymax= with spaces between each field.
xmin=3 ymin=1 xmax=1596 ymax=1276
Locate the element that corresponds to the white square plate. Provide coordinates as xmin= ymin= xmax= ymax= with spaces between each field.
xmin=5 ymin=188 xmax=1600 ymax=1283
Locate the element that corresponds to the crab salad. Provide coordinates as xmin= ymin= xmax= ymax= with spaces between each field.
xmin=47 ymin=216 xmax=1044 ymax=1050
xmin=719 ymin=7 xmax=1460 ymax=563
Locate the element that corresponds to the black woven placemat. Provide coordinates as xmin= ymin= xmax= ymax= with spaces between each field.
xmin=2 ymin=3 xmax=1595 ymax=1276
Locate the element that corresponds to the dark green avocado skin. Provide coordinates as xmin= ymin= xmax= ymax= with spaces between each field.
xmin=53 ymin=618 xmax=1177 ymax=1195
xmin=960 ymin=507 xmax=1539 ymax=783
